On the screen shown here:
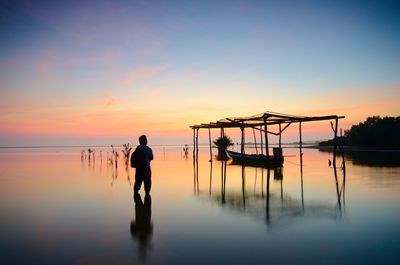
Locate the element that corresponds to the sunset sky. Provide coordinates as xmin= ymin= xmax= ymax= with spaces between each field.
xmin=1 ymin=0 xmax=399 ymax=146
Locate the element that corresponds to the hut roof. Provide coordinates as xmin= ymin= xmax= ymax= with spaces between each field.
xmin=190 ymin=111 xmax=345 ymax=129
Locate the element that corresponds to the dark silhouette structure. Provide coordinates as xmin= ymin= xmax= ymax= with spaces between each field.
xmin=191 ymin=111 xmax=345 ymax=167
xmin=130 ymin=193 xmax=153 ymax=261
xmin=319 ymin=116 xmax=400 ymax=149
xmin=131 ymin=135 xmax=154 ymax=195
xmin=213 ymin=135 xmax=234 ymax=160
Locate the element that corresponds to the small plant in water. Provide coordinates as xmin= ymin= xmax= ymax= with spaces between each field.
xmin=213 ymin=136 xmax=234 ymax=160
xmin=183 ymin=144 xmax=189 ymax=157
xmin=121 ymin=143 xmax=132 ymax=160
xmin=88 ymin=148 xmax=95 ymax=163
xmin=110 ymin=145 xmax=119 ymax=167
xmin=121 ymin=143 xmax=133 ymax=163
xmin=213 ymin=136 xmax=234 ymax=149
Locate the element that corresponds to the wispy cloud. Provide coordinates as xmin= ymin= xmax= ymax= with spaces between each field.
xmin=120 ymin=65 xmax=168 ymax=87
xmin=20 ymin=0 xmax=165 ymax=54
xmin=99 ymin=91 xmax=118 ymax=107
xmin=34 ymin=49 xmax=123 ymax=75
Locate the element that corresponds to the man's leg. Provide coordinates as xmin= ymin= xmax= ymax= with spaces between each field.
xmin=144 ymin=168 xmax=152 ymax=194
xmin=134 ymin=169 xmax=143 ymax=193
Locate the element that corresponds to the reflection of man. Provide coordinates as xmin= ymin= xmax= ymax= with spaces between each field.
xmin=130 ymin=193 xmax=153 ymax=261
xmin=131 ymin=135 xmax=153 ymax=195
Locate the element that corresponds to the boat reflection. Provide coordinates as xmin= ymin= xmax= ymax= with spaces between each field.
xmin=194 ymin=158 xmax=346 ymax=227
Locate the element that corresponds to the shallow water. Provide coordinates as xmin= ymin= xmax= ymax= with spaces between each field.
xmin=0 ymin=147 xmax=399 ymax=265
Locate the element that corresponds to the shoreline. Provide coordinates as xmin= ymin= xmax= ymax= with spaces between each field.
xmin=314 ymin=145 xmax=400 ymax=152
xmin=1 ymin=144 xmax=399 ymax=153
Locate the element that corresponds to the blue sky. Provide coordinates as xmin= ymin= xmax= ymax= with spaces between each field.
xmin=0 ymin=0 xmax=399 ymax=146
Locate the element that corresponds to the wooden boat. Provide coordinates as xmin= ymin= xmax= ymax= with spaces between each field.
xmin=226 ymin=149 xmax=284 ymax=168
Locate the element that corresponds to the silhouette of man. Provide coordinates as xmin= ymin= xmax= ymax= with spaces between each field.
xmin=130 ymin=193 xmax=153 ymax=261
xmin=132 ymin=135 xmax=154 ymax=195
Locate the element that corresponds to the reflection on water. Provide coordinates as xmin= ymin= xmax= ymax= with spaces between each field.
xmin=346 ymin=150 xmax=400 ymax=167
xmin=319 ymin=148 xmax=400 ymax=167
xmin=194 ymin=157 xmax=347 ymax=227
xmin=0 ymin=147 xmax=399 ymax=264
xmin=131 ymin=193 xmax=153 ymax=262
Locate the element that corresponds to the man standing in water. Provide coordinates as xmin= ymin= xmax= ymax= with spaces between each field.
xmin=131 ymin=135 xmax=154 ymax=195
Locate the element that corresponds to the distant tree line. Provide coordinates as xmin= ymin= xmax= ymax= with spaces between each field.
xmin=319 ymin=116 xmax=400 ymax=149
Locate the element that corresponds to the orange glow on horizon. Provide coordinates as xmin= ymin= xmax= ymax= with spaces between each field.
xmin=1 ymin=84 xmax=398 ymax=144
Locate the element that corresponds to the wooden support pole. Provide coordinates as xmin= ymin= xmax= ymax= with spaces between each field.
xmin=333 ymin=118 xmax=338 ymax=166
xmin=342 ymin=158 xmax=346 ymax=208
xmin=333 ymin=166 xmax=342 ymax=213
xmin=242 ymin=164 xmax=246 ymax=208
xmin=298 ymin=123 xmax=304 ymax=210
xmin=253 ymin=168 xmax=257 ymax=193
xmin=260 ymin=126 xmax=264 ymax=155
xmin=266 ymin=169 xmax=271 ymax=224
xmin=196 ymin=158 xmax=200 ymax=193
xmin=193 ymin=129 xmax=196 ymax=192
xmin=208 ymin=128 xmax=212 ymax=162
xmin=240 ymin=127 xmax=245 ymax=155
xmin=196 ymin=128 xmax=199 ymax=160
xmin=340 ymin=128 xmax=346 ymax=170
xmin=195 ymin=129 xmax=199 ymax=193
xmin=299 ymin=122 xmax=303 ymax=165
xmin=242 ymin=164 xmax=246 ymax=207
xmin=279 ymin=123 xmax=282 ymax=148
xmin=253 ymin=127 xmax=258 ymax=154
xmin=261 ymin=168 xmax=264 ymax=196
xmin=219 ymin=127 xmax=223 ymax=161
xmin=193 ymin=128 xmax=196 ymax=162
xmin=209 ymin=160 xmax=213 ymax=195
xmin=223 ymin=160 xmax=227 ymax=203
xmin=280 ymin=175 xmax=283 ymax=202
xmin=221 ymin=159 xmax=223 ymax=197
xmin=221 ymin=160 xmax=226 ymax=204
xmin=263 ymin=116 xmax=269 ymax=157
xmin=280 ymin=122 xmax=292 ymax=134
xmin=195 ymin=128 xmax=197 ymax=154
xmin=300 ymin=160 xmax=304 ymax=210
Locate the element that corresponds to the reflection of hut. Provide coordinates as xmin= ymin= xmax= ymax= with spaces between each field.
xmin=195 ymin=164 xmax=346 ymax=227
xmin=273 ymin=167 xmax=283 ymax=180
xmin=191 ymin=111 xmax=345 ymax=166
xmin=197 ymin=189 xmax=340 ymax=226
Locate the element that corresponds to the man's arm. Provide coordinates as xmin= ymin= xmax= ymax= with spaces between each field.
xmin=148 ymin=148 xmax=154 ymax=161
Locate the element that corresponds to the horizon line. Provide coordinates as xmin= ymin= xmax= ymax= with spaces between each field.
xmin=0 ymin=141 xmax=323 ymax=149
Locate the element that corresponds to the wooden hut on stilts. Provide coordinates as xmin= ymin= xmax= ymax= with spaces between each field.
xmin=190 ymin=111 xmax=345 ymax=168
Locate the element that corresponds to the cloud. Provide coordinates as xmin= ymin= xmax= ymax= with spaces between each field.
xmin=20 ymin=0 xmax=165 ymax=55
xmin=120 ymin=65 xmax=168 ymax=87
xmin=34 ymin=49 xmax=123 ymax=74
xmin=97 ymin=91 xmax=118 ymax=107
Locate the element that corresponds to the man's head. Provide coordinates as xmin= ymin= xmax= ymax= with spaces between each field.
xmin=139 ymin=135 xmax=147 ymax=145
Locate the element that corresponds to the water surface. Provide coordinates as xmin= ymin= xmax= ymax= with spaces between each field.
xmin=0 ymin=147 xmax=399 ymax=264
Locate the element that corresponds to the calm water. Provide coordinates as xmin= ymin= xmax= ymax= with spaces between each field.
xmin=0 ymin=147 xmax=399 ymax=265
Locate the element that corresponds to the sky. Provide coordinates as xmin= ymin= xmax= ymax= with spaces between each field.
xmin=0 ymin=0 xmax=399 ymax=146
